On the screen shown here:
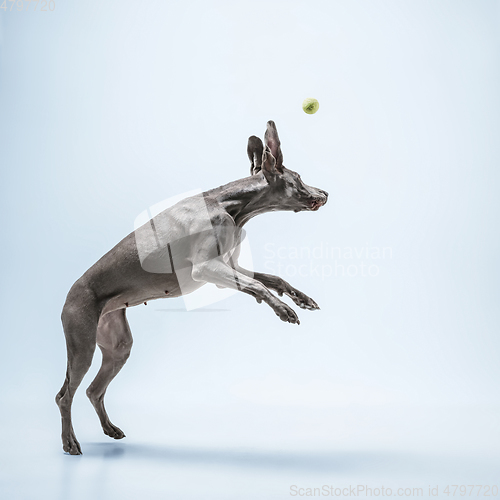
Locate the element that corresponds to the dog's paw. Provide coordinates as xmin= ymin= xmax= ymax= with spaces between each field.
xmin=272 ymin=301 xmax=300 ymax=325
xmin=103 ymin=422 xmax=126 ymax=440
xmin=286 ymin=288 xmax=320 ymax=310
xmin=62 ymin=429 xmax=82 ymax=455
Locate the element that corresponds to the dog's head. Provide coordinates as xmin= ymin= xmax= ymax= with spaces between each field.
xmin=247 ymin=121 xmax=328 ymax=213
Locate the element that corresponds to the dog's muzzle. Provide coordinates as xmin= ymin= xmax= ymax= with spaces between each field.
xmin=308 ymin=192 xmax=328 ymax=211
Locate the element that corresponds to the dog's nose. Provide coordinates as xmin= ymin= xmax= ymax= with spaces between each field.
xmin=321 ymin=190 xmax=329 ymax=199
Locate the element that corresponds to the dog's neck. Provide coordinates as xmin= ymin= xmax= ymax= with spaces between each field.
xmin=205 ymin=174 xmax=279 ymax=227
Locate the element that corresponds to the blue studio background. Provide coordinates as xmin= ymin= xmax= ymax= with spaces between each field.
xmin=1 ymin=1 xmax=499 ymax=499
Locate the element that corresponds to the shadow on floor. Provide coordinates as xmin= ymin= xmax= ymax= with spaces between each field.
xmin=80 ymin=442 xmax=437 ymax=474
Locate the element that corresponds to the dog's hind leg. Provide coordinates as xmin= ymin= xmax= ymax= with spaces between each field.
xmin=56 ymin=284 xmax=99 ymax=455
xmin=86 ymin=308 xmax=133 ymax=440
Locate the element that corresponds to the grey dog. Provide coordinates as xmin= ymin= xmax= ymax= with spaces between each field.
xmin=56 ymin=120 xmax=328 ymax=455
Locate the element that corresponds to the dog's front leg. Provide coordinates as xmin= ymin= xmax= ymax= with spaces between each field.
xmin=191 ymin=258 xmax=300 ymax=325
xmin=236 ymin=267 xmax=320 ymax=311
xmin=229 ymin=243 xmax=320 ymax=311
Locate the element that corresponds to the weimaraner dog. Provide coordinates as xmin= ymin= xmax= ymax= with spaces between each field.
xmin=56 ymin=120 xmax=328 ymax=454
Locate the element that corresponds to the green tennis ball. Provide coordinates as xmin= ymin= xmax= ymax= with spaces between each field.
xmin=302 ymin=97 xmax=319 ymax=114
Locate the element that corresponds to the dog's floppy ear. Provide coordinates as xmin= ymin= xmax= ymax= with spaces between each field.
xmin=247 ymin=136 xmax=264 ymax=175
xmin=261 ymin=145 xmax=281 ymax=182
xmin=264 ymin=120 xmax=284 ymax=173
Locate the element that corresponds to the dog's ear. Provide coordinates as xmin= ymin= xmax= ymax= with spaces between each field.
xmin=247 ymin=136 xmax=264 ymax=175
xmin=264 ymin=120 xmax=284 ymax=173
xmin=261 ymin=145 xmax=281 ymax=182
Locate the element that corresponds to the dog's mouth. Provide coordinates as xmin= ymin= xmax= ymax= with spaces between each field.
xmin=293 ymin=198 xmax=327 ymax=213
xmin=308 ymin=198 xmax=325 ymax=211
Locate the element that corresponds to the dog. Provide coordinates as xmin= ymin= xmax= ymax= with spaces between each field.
xmin=56 ymin=120 xmax=328 ymax=454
